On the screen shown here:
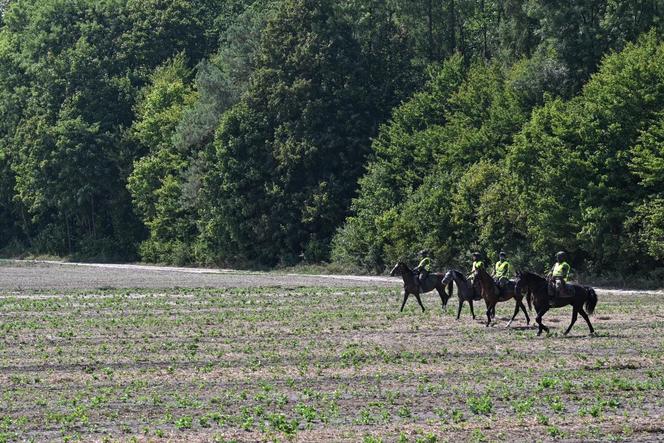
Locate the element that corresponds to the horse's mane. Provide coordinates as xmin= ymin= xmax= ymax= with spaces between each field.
xmin=444 ymin=269 xmax=467 ymax=282
xmin=518 ymin=270 xmax=546 ymax=280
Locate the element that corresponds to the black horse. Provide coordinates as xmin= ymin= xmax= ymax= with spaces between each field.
xmin=514 ymin=271 xmax=598 ymax=336
xmin=474 ymin=267 xmax=531 ymax=327
xmin=390 ymin=262 xmax=451 ymax=312
xmin=440 ymin=269 xmax=481 ymax=320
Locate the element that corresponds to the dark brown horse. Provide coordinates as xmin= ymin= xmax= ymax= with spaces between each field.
xmin=474 ymin=267 xmax=530 ymax=327
xmin=440 ymin=270 xmax=481 ymax=320
xmin=514 ymin=271 xmax=597 ymax=336
xmin=390 ymin=262 xmax=451 ymax=312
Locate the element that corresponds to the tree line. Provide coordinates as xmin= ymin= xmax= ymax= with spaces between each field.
xmin=0 ymin=0 xmax=663 ymax=279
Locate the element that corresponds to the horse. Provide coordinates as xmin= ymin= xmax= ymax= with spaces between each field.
xmin=514 ymin=271 xmax=598 ymax=336
xmin=390 ymin=262 xmax=451 ymax=312
xmin=473 ymin=267 xmax=530 ymax=327
xmin=440 ymin=269 xmax=482 ymax=320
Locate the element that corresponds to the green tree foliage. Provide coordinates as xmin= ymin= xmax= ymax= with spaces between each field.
xmin=335 ymin=32 xmax=664 ymax=276
xmin=0 ymin=0 xmax=222 ymax=258
xmin=196 ymin=0 xmax=415 ymax=266
xmin=173 ymin=0 xmax=276 ymax=152
xmin=332 ymin=56 xmax=542 ymax=270
xmin=1 ymin=0 xmax=663 ymax=277
xmin=126 ymin=55 xmax=198 ymax=264
xmin=626 ymin=112 xmax=664 ymax=262
xmin=527 ymin=0 xmax=664 ymax=87
xmin=509 ymin=32 xmax=664 ymax=272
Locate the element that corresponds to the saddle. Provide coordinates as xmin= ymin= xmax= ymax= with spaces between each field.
xmin=549 ymin=278 xmax=573 ymax=299
xmin=493 ymin=279 xmax=514 ymax=299
xmin=414 ymin=272 xmax=438 ymax=293
xmin=469 ymin=276 xmax=483 ymax=300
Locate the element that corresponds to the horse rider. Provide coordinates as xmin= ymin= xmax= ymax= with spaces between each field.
xmin=414 ymin=249 xmax=432 ymax=290
xmin=492 ymin=251 xmax=512 ymax=289
xmin=468 ymin=251 xmax=485 ymax=279
xmin=547 ymin=251 xmax=571 ymax=299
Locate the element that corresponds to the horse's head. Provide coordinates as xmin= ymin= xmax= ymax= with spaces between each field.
xmin=474 ymin=267 xmax=495 ymax=295
xmin=441 ymin=270 xmax=455 ymax=286
xmin=390 ymin=262 xmax=406 ymax=277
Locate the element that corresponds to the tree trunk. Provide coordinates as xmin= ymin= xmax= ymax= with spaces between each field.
xmin=91 ymin=196 xmax=96 ymax=239
xmin=65 ymin=215 xmax=72 ymax=255
xmin=428 ymin=0 xmax=434 ymax=61
xmin=448 ymin=0 xmax=457 ymax=54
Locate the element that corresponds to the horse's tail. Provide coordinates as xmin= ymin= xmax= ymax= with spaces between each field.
xmin=585 ymin=287 xmax=598 ymax=315
xmin=447 ymin=281 xmax=454 ymax=299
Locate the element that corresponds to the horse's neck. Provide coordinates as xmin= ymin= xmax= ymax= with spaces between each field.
xmin=478 ymin=272 xmax=490 ymax=285
xmin=479 ymin=273 xmax=495 ymax=291
xmin=527 ymin=274 xmax=545 ymax=285
xmin=401 ymin=267 xmax=415 ymax=283
xmin=452 ymin=273 xmax=468 ymax=289
xmin=525 ymin=274 xmax=546 ymax=291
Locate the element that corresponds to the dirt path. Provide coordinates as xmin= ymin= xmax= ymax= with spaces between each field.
xmin=1 ymin=260 xmax=662 ymax=296
xmin=0 ymin=259 xmax=398 ymax=290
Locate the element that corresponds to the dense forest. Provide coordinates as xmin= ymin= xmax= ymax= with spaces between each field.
xmin=1 ymin=0 xmax=663 ymax=279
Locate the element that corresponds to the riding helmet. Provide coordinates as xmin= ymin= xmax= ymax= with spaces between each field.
xmin=556 ymin=251 xmax=566 ymax=261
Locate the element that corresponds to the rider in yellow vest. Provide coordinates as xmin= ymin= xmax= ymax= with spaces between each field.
xmin=548 ymin=251 xmax=571 ymax=298
xmin=414 ymin=249 xmax=432 ymax=289
xmin=470 ymin=252 xmax=485 ymax=274
xmin=492 ymin=251 xmax=512 ymax=287
xmin=468 ymin=251 xmax=485 ymax=280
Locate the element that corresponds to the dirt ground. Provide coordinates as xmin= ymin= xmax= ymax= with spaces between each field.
xmin=0 ymin=261 xmax=663 ymax=442
xmin=0 ymin=260 xmax=397 ymax=290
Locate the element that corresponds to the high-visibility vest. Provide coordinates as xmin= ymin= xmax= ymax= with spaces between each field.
xmin=418 ymin=257 xmax=431 ymax=272
xmin=552 ymin=261 xmax=570 ymax=279
xmin=494 ymin=260 xmax=511 ymax=279
xmin=471 ymin=260 xmax=484 ymax=272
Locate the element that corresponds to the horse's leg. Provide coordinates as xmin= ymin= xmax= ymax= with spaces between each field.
xmin=517 ymin=298 xmax=530 ymax=325
xmin=456 ymin=299 xmax=463 ymax=320
xmin=469 ymin=299 xmax=476 ymax=319
xmin=414 ymin=292 xmax=425 ymax=312
xmin=436 ymin=286 xmax=446 ymax=310
xmin=399 ymin=291 xmax=409 ymax=312
xmin=486 ymin=301 xmax=493 ymax=327
xmin=564 ymin=305 xmax=578 ymax=336
xmin=506 ymin=299 xmax=520 ymax=328
xmin=536 ymin=306 xmax=550 ymax=336
xmin=578 ymin=307 xmax=595 ymax=335
xmin=527 ymin=289 xmax=532 ymax=312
